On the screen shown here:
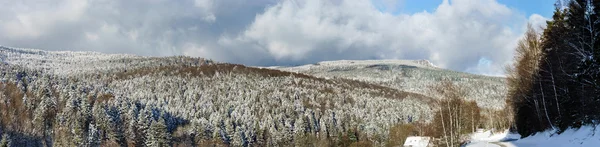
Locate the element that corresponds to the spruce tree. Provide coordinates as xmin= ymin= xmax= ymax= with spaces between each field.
xmin=147 ymin=119 xmax=171 ymax=147
xmin=293 ymin=116 xmax=307 ymax=146
xmin=0 ymin=133 xmax=10 ymax=147
xmin=538 ymin=5 xmax=576 ymax=132
xmin=566 ymin=0 xmax=600 ymax=124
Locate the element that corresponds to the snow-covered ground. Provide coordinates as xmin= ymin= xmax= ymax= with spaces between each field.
xmin=467 ymin=130 xmax=520 ymax=147
xmin=467 ymin=126 xmax=600 ymax=147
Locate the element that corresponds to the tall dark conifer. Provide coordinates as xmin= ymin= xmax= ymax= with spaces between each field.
xmin=513 ymin=0 xmax=600 ymax=137
xmin=565 ymin=0 xmax=600 ymax=123
xmin=537 ymin=5 xmax=575 ymax=132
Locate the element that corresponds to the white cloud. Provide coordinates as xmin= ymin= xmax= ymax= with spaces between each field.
xmin=194 ymin=0 xmax=217 ymax=22
xmin=0 ymin=0 xmax=275 ymax=56
xmin=85 ymin=32 xmax=99 ymax=41
xmin=194 ymin=0 xmax=213 ymax=10
xmin=0 ymin=0 xmax=549 ymax=75
xmin=529 ymin=14 xmax=549 ymax=32
xmin=221 ymin=0 xmax=543 ymax=74
xmin=1 ymin=0 xmax=88 ymax=39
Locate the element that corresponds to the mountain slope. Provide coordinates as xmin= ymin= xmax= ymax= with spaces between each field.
xmin=271 ymin=59 xmax=507 ymax=109
xmin=0 ymin=46 xmax=437 ymax=146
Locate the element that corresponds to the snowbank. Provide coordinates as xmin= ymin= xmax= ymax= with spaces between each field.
xmin=467 ymin=126 xmax=600 ymax=147
xmin=467 ymin=130 xmax=519 ymax=147
xmin=509 ymin=126 xmax=600 ymax=147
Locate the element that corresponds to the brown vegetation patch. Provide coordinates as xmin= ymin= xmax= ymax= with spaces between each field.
xmin=110 ymin=62 xmax=435 ymax=105
xmin=0 ymin=82 xmax=32 ymax=134
xmin=96 ymin=93 xmax=114 ymax=104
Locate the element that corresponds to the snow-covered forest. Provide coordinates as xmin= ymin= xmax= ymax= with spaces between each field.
xmin=0 ymin=46 xmax=506 ymax=146
xmin=274 ymin=60 xmax=507 ymax=109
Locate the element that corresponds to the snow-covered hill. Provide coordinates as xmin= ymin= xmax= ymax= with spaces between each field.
xmin=271 ymin=59 xmax=507 ymax=109
xmin=0 ymin=46 xmax=214 ymax=77
xmin=0 ymin=46 xmax=509 ymax=146
xmin=0 ymin=46 xmax=437 ymax=146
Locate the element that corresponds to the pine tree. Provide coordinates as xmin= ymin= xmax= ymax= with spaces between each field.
xmin=87 ymin=122 xmax=100 ymax=147
xmin=565 ymin=0 xmax=600 ymax=124
xmin=511 ymin=0 xmax=600 ymax=137
xmin=125 ymin=108 xmax=138 ymax=144
xmin=224 ymin=119 xmax=235 ymax=145
xmin=212 ymin=126 xmax=223 ymax=142
xmin=147 ymin=119 xmax=171 ymax=147
xmin=231 ymin=127 xmax=245 ymax=147
xmin=72 ymin=115 xmax=86 ymax=145
xmin=137 ymin=107 xmax=151 ymax=144
xmin=293 ymin=116 xmax=307 ymax=146
xmin=0 ymin=133 xmax=10 ymax=147
xmin=33 ymin=93 xmax=57 ymax=146
xmin=106 ymin=106 xmax=126 ymax=146
xmin=538 ymin=4 xmax=574 ymax=132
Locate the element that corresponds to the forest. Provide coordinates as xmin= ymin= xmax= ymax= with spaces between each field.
xmin=0 ymin=45 xmax=509 ymax=146
xmin=506 ymin=0 xmax=600 ymax=138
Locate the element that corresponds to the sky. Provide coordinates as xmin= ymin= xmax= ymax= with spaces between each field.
xmin=388 ymin=0 xmax=554 ymax=17
xmin=0 ymin=0 xmax=555 ymax=76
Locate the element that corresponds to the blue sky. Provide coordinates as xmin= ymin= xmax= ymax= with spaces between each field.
xmin=376 ymin=0 xmax=555 ymax=18
xmin=498 ymin=0 xmax=555 ymax=18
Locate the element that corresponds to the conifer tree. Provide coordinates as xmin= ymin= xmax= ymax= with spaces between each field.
xmin=293 ymin=116 xmax=307 ymax=146
xmin=0 ymin=133 xmax=10 ymax=147
xmin=87 ymin=122 xmax=101 ymax=147
xmin=147 ymin=118 xmax=171 ymax=147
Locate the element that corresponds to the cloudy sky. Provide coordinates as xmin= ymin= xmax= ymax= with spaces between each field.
xmin=0 ymin=0 xmax=553 ymax=76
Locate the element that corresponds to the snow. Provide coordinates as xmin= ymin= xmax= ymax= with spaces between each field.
xmin=508 ymin=126 xmax=600 ymax=147
xmin=403 ymin=136 xmax=431 ymax=147
xmin=470 ymin=130 xmax=519 ymax=142
xmin=467 ymin=126 xmax=600 ymax=147
xmin=467 ymin=142 xmax=503 ymax=147
xmin=0 ymin=45 xmax=142 ymax=76
xmin=268 ymin=59 xmax=440 ymax=72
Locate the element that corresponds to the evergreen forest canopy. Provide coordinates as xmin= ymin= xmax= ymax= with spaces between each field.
xmin=0 ymin=44 xmax=507 ymax=147
xmin=506 ymin=0 xmax=600 ymax=138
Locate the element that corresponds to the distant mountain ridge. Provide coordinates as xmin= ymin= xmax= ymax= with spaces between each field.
xmin=268 ymin=59 xmax=439 ymax=69
xmin=272 ymin=59 xmax=507 ymax=109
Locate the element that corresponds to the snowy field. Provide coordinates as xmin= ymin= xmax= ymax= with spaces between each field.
xmin=467 ymin=126 xmax=600 ymax=147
